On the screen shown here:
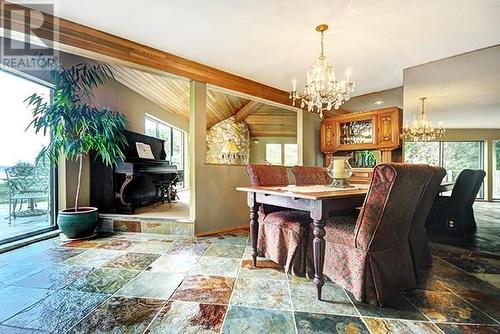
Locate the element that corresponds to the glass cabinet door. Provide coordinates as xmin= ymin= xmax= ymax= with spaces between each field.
xmin=339 ymin=119 xmax=374 ymax=145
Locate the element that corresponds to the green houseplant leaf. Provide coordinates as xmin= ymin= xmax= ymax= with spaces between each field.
xmin=25 ymin=62 xmax=128 ymax=211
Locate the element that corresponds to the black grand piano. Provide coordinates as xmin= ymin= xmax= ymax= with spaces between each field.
xmin=90 ymin=130 xmax=179 ymax=213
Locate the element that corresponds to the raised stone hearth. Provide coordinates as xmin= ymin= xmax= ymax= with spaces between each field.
xmin=98 ymin=217 xmax=194 ymax=236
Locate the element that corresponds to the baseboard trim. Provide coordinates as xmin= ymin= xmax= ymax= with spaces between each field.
xmin=196 ymin=225 xmax=249 ymax=237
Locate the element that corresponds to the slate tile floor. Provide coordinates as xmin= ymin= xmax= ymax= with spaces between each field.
xmin=0 ymin=203 xmax=497 ymax=333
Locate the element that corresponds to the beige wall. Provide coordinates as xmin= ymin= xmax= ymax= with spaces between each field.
xmin=339 ymin=87 xmax=403 ymax=113
xmin=301 ymin=111 xmax=324 ymax=167
xmin=62 ymin=63 xmax=189 ymax=208
xmin=190 ymin=81 xmax=249 ymax=234
xmin=249 ymin=136 xmax=297 ymax=163
xmin=65 ymin=78 xmax=189 ymax=207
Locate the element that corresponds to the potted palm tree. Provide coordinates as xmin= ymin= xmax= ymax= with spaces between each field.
xmin=25 ymin=62 xmax=127 ymax=239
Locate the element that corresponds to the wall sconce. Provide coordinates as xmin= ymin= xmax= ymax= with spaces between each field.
xmin=220 ymin=139 xmax=242 ymax=164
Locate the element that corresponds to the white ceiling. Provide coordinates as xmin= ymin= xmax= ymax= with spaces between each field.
xmin=46 ymin=0 xmax=500 ymax=96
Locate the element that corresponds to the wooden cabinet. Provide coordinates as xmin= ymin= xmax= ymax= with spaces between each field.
xmin=320 ymin=119 xmax=336 ymax=152
xmin=320 ymin=107 xmax=401 ymax=153
xmin=377 ymin=109 xmax=401 ymax=149
xmin=320 ymin=107 xmax=402 ymax=165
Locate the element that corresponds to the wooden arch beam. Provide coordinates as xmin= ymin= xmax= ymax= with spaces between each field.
xmin=234 ymin=101 xmax=261 ymax=122
xmin=0 ymin=1 xmax=291 ymax=106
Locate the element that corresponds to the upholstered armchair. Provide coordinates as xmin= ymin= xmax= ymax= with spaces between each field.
xmin=306 ymin=163 xmax=433 ymax=306
xmin=426 ymin=169 xmax=486 ymax=234
xmin=292 ymin=166 xmax=329 ymax=186
xmin=408 ymin=166 xmax=446 ymax=276
xmin=245 ymin=164 xmax=311 ymax=276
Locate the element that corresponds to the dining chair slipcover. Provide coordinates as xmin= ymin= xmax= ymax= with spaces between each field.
xmin=246 ymin=164 xmax=310 ymax=276
xmin=426 ymin=169 xmax=486 ymax=234
xmin=305 ymin=163 xmax=433 ymax=306
xmin=409 ymin=165 xmax=446 ymax=276
xmin=292 ymin=166 xmax=330 ymax=186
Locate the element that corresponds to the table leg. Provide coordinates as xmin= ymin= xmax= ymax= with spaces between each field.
xmin=313 ymin=219 xmax=326 ymax=300
xmin=250 ymin=204 xmax=259 ymax=267
xmin=247 ymin=192 xmax=259 ymax=267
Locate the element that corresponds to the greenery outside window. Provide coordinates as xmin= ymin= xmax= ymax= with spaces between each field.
xmin=265 ymin=143 xmax=298 ymax=166
xmin=265 ymin=144 xmax=282 ymax=165
xmin=404 ymin=141 xmax=484 ymax=198
xmin=145 ymin=116 xmax=185 ymax=187
xmin=494 ymin=140 xmax=500 ymax=200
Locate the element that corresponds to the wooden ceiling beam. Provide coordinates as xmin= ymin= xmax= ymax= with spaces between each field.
xmin=234 ymin=101 xmax=261 ymax=122
xmin=0 ymin=1 xmax=291 ymax=106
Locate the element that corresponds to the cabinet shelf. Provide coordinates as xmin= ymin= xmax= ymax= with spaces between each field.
xmin=320 ymin=107 xmax=402 ymax=166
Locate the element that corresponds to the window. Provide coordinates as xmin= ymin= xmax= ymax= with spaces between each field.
xmin=265 ymin=143 xmax=298 ymax=166
xmin=0 ymin=68 xmax=57 ymax=245
xmin=265 ymin=144 xmax=282 ymax=165
xmin=494 ymin=141 xmax=500 ymax=200
xmin=405 ymin=141 xmax=484 ymax=198
xmin=145 ymin=116 xmax=186 ymax=187
xmin=404 ymin=141 xmax=440 ymax=165
xmin=284 ymin=144 xmax=298 ymax=166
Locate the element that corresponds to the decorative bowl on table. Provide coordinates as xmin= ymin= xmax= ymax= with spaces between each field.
xmin=326 ymin=156 xmax=354 ymax=188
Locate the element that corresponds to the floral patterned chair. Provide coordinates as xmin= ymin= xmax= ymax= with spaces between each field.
xmin=292 ymin=166 xmax=329 ymax=186
xmin=409 ymin=165 xmax=446 ymax=276
xmin=246 ymin=164 xmax=311 ymax=276
xmin=426 ymin=169 xmax=486 ymax=234
xmin=305 ymin=163 xmax=433 ymax=306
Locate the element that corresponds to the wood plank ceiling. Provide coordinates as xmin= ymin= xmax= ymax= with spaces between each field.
xmin=109 ymin=64 xmax=296 ymax=136
xmin=246 ymin=105 xmax=297 ymax=137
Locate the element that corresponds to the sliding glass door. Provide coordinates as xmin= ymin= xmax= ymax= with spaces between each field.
xmin=404 ymin=141 xmax=485 ymax=198
xmin=0 ymin=68 xmax=57 ymax=244
xmin=494 ymin=141 xmax=500 ymax=200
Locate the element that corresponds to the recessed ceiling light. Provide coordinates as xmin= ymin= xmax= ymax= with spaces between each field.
xmin=374 ymin=100 xmax=385 ymax=105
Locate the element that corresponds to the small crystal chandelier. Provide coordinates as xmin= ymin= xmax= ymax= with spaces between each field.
xmin=403 ymin=97 xmax=445 ymax=142
xmin=289 ymin=24 xmax=355 ymax=118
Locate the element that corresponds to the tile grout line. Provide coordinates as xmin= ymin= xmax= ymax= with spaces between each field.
xmin=285 ymin=270 xmax=298 ymax=334
xmin=429 ymin=256 xmax=500 ymax=324
xmin=63 ymin=236 xmax=176 ymax=333
xmin=141 ymin=237 xmax=226 ymax=333
xmin=220 ymin=236 xmax=248 ymax=333
xmin=444 ymin=285 xmax=500 ymax=325
xmin=399 ymin=291 xmax=447 ymax=334
xmin=133 ymin=237 xmax=204 ymax=334
xmin=62 ymin=241 xmax=155 ymax=333
xmin=342 ymin=286 xmax=375 ymax=334
xmin=141 ymin=237 xmax=210 ymax=332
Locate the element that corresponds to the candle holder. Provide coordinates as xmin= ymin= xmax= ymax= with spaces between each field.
xmin=326 ymin=156 xmax=354 ymax=188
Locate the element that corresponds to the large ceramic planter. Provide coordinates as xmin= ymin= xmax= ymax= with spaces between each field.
xmin=58 ymin=207 xmax=99 ymax=239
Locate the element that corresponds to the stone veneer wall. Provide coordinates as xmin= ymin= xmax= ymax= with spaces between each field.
xmin=206 ymin=116 xmax=250 ymax=164
xmin=97 ymin=216 xmax=194 ymax=236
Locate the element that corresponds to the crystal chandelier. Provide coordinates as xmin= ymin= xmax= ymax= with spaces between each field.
xmin=289 ymin=24 xmax=355 ymax=118
xmin=403 ymin=97 xmax=445 ymax=142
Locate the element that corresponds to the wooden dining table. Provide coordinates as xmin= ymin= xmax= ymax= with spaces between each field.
xmin=236 ymin=182 xmax=454 ymax=300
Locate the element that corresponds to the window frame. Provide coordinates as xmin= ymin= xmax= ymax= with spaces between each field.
xmin=145 ymin=116 xmax=185 ymax=168
xmin=404 ymin=140 xmax=485 ymax=199
xmin=144 ymin=115 xmax=186 ymax=188
xmin=0 ymin=66 xmax=59 ymax=246
xmin=492 ymin=140 xmax=500 ymax=201
xmin=265 ymin=142 xmax=298 ymax=166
